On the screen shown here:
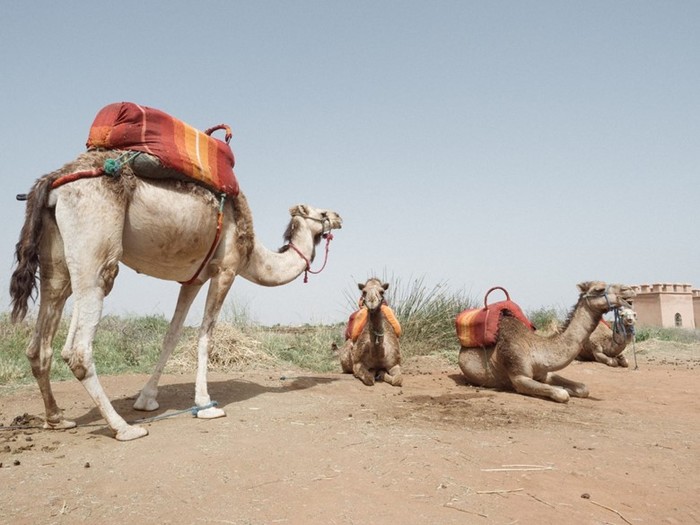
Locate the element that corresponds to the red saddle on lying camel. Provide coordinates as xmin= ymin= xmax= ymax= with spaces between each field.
xmin=455 ymin=286 xmax=534 ymax=348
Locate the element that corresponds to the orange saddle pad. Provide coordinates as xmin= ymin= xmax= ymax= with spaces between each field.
xmin=345 ymin=305 xmax=402 ymax=342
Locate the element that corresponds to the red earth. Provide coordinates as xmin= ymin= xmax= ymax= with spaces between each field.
xmin=1 ymin=340 xmax=698 ymax=524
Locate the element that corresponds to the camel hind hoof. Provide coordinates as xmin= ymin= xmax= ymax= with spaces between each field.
xmin=116 ymin=425 xmax=149 ymax=441
xmin=44 ymin=419 xmax=77 ymax=430
xmin=133 ymin=395 xmax=159 ymax=412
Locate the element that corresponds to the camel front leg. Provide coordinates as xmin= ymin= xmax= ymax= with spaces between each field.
xmin=192 ymin=269 xmax=236 ymax=419
xmin=134 ymin=284 xmax=202 ymax=411
xmin=591 ymin=344 xmax=619 ymax=367
xmin=510 ymin=374 xmax=570 ymax=403
xmin=376 ymin=365 xmax=403 ymax=387
xmin=547 ymin=373 xmax=589 ymax=398
xmin=616 ymin=354 xmax=629 ymax=367
xmin=352 ymin=361 xmax=375 ymax=386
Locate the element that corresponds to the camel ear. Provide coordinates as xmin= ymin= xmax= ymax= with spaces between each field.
xmin=358 ymin=283 xmax=365 ymax=291
xmin=577 ymin=282 xmax=592 ymax=293
xmin=289 ymin=205 xmax=308 ymax=216
xmin=382 ymin=283 xmax=389 ymax=291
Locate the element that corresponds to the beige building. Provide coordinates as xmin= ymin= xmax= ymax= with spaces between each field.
xmin=630 ymin=283 xmax=699 ymax=329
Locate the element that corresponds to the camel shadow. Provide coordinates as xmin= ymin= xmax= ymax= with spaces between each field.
xmin=73 ymin=375 xmax=340 ymax=432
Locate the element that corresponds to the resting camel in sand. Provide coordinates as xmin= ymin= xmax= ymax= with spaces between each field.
xmin=576 ymin=306 xmax=636 ymax=367
xmin=458 ymin=281 xmax=635 ymax=402
xmin=335 ymin=279 xmax=403 ymax=387
xmin=10 ymin=150 xmax=342 ymax=441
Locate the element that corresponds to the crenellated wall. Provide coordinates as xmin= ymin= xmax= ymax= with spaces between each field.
xmin=630 ymin=283 xmax=698 ymax=329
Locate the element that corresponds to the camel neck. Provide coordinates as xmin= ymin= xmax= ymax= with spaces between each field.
xmin=239 ymin=226 xmax=315 ymax=287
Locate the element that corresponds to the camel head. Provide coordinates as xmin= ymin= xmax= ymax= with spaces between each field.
xmin=618 ymin=306 xmax=637 ymax=327
xmin=576 ymin=281 xmax=636 ymax=314
xmin=286 ymin=205 xmax=343 ymax=245
xmin=358 ymin=278 xmax=389 ymax=312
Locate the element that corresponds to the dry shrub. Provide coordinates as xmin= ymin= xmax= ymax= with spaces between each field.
xmin=167 ymin=323 xmax=277 ymax=373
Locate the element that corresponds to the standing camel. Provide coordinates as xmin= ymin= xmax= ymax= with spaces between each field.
xmin=576 ymin=306 xmax=637 ymax=367
xmin=458 ymin=281 xmax=635 ymax=402
xmin=10 ymin=149 xmax=342 ymax=440
xmin=336 ymin=278 xmax=403 ymax=386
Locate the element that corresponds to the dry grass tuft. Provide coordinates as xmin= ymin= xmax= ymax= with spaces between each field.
xmin=168 ymin=323 xmax=278 ymax=373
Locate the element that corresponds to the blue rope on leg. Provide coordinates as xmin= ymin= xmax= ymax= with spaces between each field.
xmin=191 ymin=401 xmax=219 ymax=416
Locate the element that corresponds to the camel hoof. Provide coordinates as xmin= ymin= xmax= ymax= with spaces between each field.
xmin=43 ymin=419 xmax=77 ymax=430
xmin=196 ymin=407 xmax=226 ymax=419
xmin=115 ymin=425 xmax=149 ymax=441
xmin=551 ymin=389 xmax=570 ymax=403
xmin=391 ymin=376 xmax=403 ymax=387
xmin=133 ymin=395 xmax=159 ymax=412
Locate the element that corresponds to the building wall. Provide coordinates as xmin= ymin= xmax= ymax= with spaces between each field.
xmin=631 ymin=283 xmax=697 ymax=329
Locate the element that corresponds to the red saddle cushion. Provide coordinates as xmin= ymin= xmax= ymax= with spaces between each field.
xmin=86 ymin=102 xmax=239 ymax=196
xmin=455 ymin=287 xmax=534 ymax=347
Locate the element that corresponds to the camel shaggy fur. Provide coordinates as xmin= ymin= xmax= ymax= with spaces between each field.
xmin=576 ymin=306 xmax=637 ymax=367
xmin=10 ymin=150 xmax=342 ymax=440
xmin=336 ymin=279 xmax=403 ymax=387
xmin=458 ymin=281 xmax=635 ymax=402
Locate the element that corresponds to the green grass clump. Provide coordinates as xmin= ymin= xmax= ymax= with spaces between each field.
xmin=634 ymin=326 xmax=700 ymax=343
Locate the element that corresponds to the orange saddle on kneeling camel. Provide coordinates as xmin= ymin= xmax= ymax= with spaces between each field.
xmin=345 ymin=303 xmax=402 ymax=342
xmin=455 ymin=286 xmax=534 ymax=348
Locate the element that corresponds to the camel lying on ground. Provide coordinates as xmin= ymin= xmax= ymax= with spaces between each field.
xmin=335 ymin=278 xmax=403 ymax=387
xmin=576 ymin=306 xmax=636 ymax=367
xmin=10 ymin=150 xmax=342 ymax=440
xmin=458 ymin=281 xmax=635 ymax=402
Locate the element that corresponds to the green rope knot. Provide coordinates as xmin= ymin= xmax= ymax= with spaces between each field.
xmin=103 ymin=151 xmax=142 ymax=176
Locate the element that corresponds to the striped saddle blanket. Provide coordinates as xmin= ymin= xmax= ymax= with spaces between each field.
xmin=345 ymin=305 xmax=402 ymax=342
xmin=455 ymin=286 xmax=534 ymax=348
xmin=86 ymin=102 xmax=239 ymax=196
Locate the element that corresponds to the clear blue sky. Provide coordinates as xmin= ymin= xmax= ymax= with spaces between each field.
xmin=1 ymin=2 xmax=698 ymax=326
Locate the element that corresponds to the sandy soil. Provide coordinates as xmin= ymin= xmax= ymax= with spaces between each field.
xmin=1 ymin=340 xmax=698 ymax=525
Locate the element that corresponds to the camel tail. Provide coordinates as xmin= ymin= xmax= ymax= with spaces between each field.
xmin=10 ymin=176 xmax=53 ymax=323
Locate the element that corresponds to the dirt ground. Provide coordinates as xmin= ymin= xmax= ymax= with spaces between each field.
xmin=1 ymin=340 xmax=698 ymax=525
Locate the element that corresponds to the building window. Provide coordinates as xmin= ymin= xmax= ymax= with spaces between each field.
xmin=675 ymin=313 xmax=683 ymax=327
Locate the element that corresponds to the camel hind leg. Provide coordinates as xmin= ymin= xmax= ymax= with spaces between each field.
xmin=28 ymin=214 xmax=75 ymax=429
xmin=56 ymin=185 xmax=147 ymax=441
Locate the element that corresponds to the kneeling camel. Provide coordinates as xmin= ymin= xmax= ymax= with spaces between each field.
xmin=336 ymin=278 xmax=403 ymax=387
xmin=458 ymin=281 xmax=635 ymax=402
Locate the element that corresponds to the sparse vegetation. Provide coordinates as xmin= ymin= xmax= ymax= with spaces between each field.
xmin=1 ymin=282 xmax=697 ymax=387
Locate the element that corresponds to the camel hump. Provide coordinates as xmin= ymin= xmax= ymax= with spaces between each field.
xmin=86 ymin=102 xmax=239 ymax=197
xmin=455 ymin=287 xmax=534 ymax=347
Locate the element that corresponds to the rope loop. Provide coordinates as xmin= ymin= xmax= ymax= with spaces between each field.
xmin=190 ymin=401 xmax=219 ymax=416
